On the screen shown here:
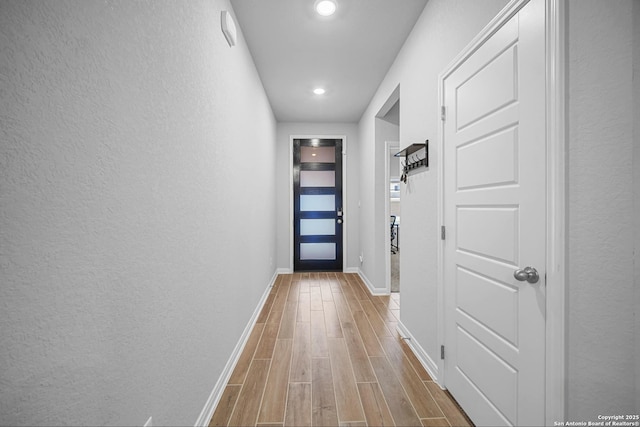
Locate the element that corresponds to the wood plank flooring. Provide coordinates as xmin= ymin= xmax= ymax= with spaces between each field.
xmin=210 ymin=273 xmax=473 ymax=427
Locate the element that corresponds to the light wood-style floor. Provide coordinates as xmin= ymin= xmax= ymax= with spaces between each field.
xmin=209 ymin=272 xmax=473 ymax=427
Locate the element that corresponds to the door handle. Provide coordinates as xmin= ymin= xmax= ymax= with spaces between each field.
xmin=513 ymin=267 xmax=540 ymax=284
xmin=337 ymin=219 xmax=343 ymax=224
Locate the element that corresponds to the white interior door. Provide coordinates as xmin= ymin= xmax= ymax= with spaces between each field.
xmin=442 ymin=0 xmax=546 ymax=425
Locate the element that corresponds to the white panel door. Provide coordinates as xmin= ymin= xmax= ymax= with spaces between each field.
xmin=443 ymin=0 xmax=546 ymax=425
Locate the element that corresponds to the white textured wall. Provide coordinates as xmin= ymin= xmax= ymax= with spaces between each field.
xmin=357 ymin=0 xmax=509 ymax=372
xmin=567 ymin=0 xmax=636 ymax=418
xmin=0 ymin=1 xmax=276 ymax=425
xmin=275 ymin=122 xmax=360 ymax=271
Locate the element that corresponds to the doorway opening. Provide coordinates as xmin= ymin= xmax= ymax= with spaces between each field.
xmin=376 ymin=86 xmax=401 ymax=294
xmin=387 ymin=141 xmax=401 ymax=292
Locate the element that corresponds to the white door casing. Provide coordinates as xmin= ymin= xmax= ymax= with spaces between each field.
xmin=441 ymin=0 xmax=546 ymax=425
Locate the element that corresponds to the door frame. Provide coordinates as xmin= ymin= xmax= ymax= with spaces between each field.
xmin=289 ymin=134 xmax=348 ymax=272
xmin=384 ymin=140 xmax=400 ymax=293
xmin=435 ymin=0 xmax=566 ymax=424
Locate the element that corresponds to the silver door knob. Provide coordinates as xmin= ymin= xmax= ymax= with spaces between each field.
xmin=513 ymin=267 xmax=539 ymax=284
xmin=337 ymin=219 xmax=343 ymax=224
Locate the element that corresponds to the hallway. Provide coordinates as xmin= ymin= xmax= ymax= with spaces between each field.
xmin=209 ymin=273 xmax=471 ymax=427
xmin=2 ymin=1 xmax=638 ymax=425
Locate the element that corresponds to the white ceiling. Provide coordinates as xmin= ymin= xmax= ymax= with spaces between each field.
xmin=229 ymin=0 xmax=428 ymax=123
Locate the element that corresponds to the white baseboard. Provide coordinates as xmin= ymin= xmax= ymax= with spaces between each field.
xmin=344 ymin=267 xmax=359 ymax=274
xmin=357 ymin=269 xmax=389 ymax=296
xmin=397 ymin=321 xmax=441 ymax=384
xmin=276 ymin=267 xmax=292 ymax=274
xmin=194 ymin=270 xmax=278 ymax=427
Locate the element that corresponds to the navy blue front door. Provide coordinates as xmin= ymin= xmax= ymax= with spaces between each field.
xmin=293 ymin=138 xmax=343 ymax=272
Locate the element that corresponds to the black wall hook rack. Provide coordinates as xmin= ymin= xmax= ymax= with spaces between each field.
xmin=394 ymin=140 xmax=428 ymax=182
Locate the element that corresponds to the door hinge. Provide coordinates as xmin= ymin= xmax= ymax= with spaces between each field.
xmin=441 ymin=106 xmax=446 ymax=121
xmin=441 ymin=345 xmax=445 ymax=360
xmin=441 ymin=226 xmax=446 ymax=240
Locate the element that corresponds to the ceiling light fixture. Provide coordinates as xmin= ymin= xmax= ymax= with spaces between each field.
xmin=315 ymin=0 xmax=336 ymax=16
xmin=313 ymin=88 xmax=326 ymax=95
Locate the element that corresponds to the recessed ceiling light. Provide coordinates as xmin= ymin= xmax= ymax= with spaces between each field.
xmin=315 ymin=0 xmax=336 ymax=16
xmin=313 ymin=88 xmax=326 ymax=95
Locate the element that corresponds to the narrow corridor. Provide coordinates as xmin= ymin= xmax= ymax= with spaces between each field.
xmin=210 ymin=273 xmax=472 ymax=427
